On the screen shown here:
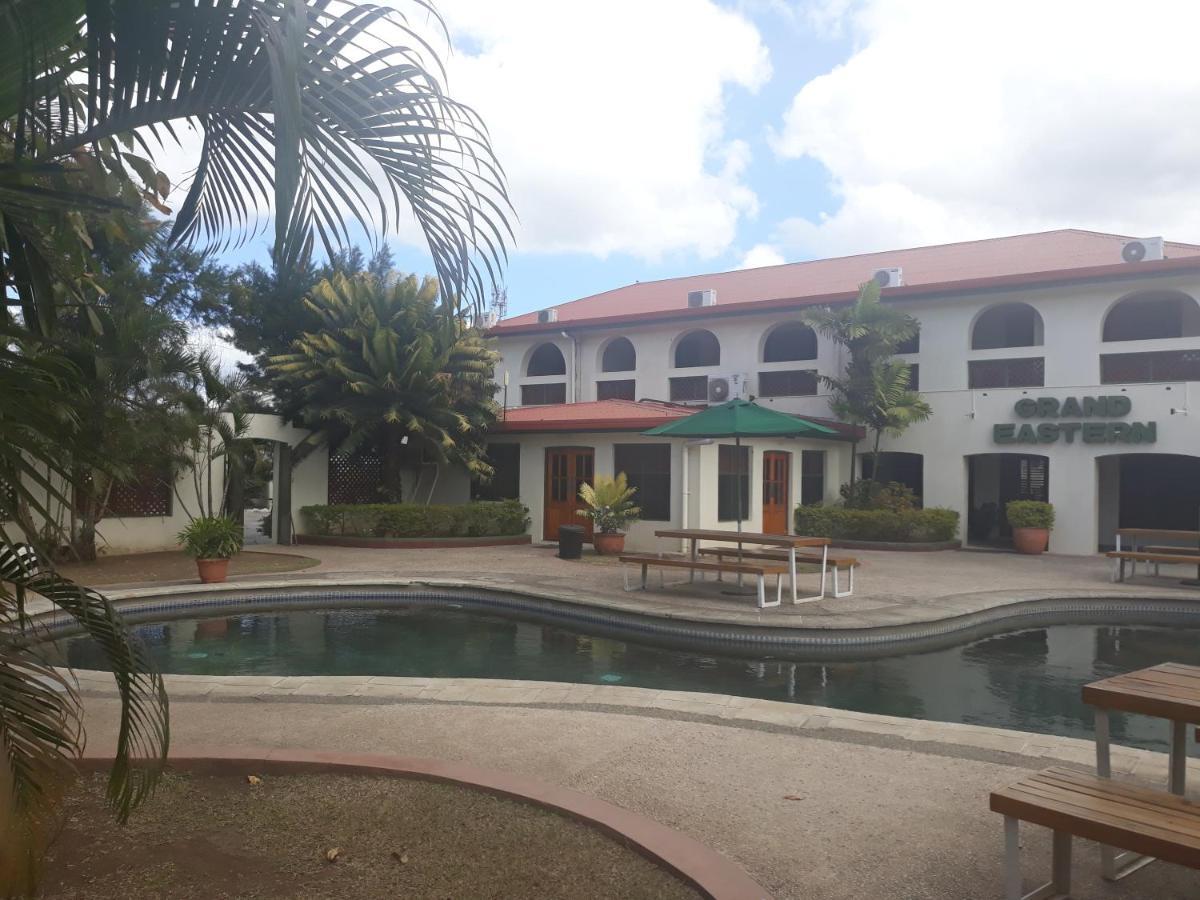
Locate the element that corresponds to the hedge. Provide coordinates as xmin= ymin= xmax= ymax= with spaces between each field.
xmin=301 ymin=500 xmax=530 ymax=539
xmin=795 ymin=505 xmax=960 ymax=543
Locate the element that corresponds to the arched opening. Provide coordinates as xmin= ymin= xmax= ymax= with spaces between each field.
xmin=674 ymin=329 xmax=721 ymax=368
xmin=1102 ymin=290 xmax=1200 ymax=342
xmin=966 ymin=453 xmax=1048 ymax=546
xmin=600 ymin=337 xmax=637 ymax=372
xmin=1097 ymin=453 xmax=1200 ymax=547
xmin=526 ymin=342 xmax=566 ymax=377
xmin=762 ymin=322 xmax=818 ymax=362
xmin=971 ymin=303 xmax=1044 ymax=350
xmin=861 ymin=452 xmax=924 ymax=505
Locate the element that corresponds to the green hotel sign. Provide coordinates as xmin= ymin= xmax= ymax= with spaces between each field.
xmin=993 ymin=395 xmax=1157 ymax=445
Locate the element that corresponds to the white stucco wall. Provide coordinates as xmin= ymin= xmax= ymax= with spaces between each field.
xmin=492 ymin=271 xmax=1200 ymax=555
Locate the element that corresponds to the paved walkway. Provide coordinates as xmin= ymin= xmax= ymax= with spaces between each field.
xmin=95 ymin=542 xmax=1200 ymax=631
xmin=79 ymin=686 xmax=1198 ymax=899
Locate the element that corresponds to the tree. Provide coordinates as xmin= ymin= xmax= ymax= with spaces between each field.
xmin=270 ymin=272 xmax=499 ymax=501
xmin=802 ymin=281 xmax=931 ymax=485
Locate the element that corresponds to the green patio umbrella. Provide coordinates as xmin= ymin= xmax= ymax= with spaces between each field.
xmin=644 ymin=400 xmax=840 ymax=577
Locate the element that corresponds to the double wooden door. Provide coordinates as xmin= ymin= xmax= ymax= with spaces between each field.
xmin=762 ymin=451 xmax=792 ymax=535
xmin=544 ymin=448 xmax=594 ymax=542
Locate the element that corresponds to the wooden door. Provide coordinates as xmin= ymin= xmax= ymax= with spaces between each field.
xmin=762 ymin=451 xmax=791 ymax=535
xmin=544 ymin=448 xmax=595 ymax=542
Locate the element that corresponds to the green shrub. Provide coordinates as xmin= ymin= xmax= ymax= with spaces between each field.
xmin=300 ymin=499 xmax=530 ymax=539
xmin=178 ymin=516 xmax=244 ymax=559
xmin=795 ymin=505 xmax=959 ymax=543
xmin=839 ymin=479 xmax=918 ymax=511
xmin=1005 ymin=500 xmax=1055 ymax=531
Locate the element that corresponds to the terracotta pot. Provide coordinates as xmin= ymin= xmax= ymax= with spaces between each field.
xmin=592 ymin=532 xmax=626 ymax=555
xmin=1012 ymin=527 xmax=1049 ymax=555
xmin=196 ymin=557 xmax=231 ymax=584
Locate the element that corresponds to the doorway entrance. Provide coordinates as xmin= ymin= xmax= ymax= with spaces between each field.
xmin=762 ymin=451 xmax=791 ymax=535
xmin=967 ymin=453 xmax=1049 ymax=546
xmin=543 ymin=447 xmax=594 ymax=542
xmin=1097 ymin=454 xmax=1200 ymax=547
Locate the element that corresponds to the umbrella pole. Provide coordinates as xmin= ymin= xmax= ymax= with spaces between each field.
xmin=736 ymin=435 xmax=744 ymax=586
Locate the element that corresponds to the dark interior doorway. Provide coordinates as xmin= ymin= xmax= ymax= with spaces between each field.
xmin=967 ymin=453 xmax=1049 ymax=546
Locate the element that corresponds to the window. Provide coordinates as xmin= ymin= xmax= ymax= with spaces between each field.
xmin=800 ymin=451 xmax=825 ymax=506
xmin=527 ymin=342 xmax=566 ymax=376
xmin=717 ymin=444 xmax=750 ymax=521
xmin=861 ymin=452 xmax=924 ymax=504
xmin=1101 ymin=350 xmax=1200 ymax=384
xmin=106 ymin=470 xmax=173 ymax=517
xmin=1103 ymin=291 xmax=1200 ymax=342
xmin=968 ymin=357 xmax=1045 ymax=389
xmin=758 ymin=369 xmax=818 ymax=397
xmin=473 ymin=444 xmax=520 ymax=501
xmin=896 ymin=328 xmax=920 ymax=355
xmin=674 ymin=330 xmax=720 ymax=368
xmin=971 ymin=303 xmax=1043 ymax=350
xmin=601 ymin=337 xmax=637 ymax=372
xmin=596 ymin=379 xmax=635 ymax=401
xmin=669 ymin=375 xmax=709 ymax=402
xmin=521 ymin=382 xmax=566 ymax=405
xmin=614 ymin=444 xmax=671 ymax=521
xmin=762 ymin=323 xmax=817 ymax=362
xmin=906 ymin=363 xmax=919 ymax=392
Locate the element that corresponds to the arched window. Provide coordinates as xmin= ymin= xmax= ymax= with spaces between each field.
xmin=526 ymin=343 xmax=566 ymax=377
xmin=601 ymin=337 xmax=637 ymax=372
xmin=971 ymin=303 xmax=1044 ymax=350
xmin=674 ymin=330 xmax=721 ymax=368
xmin=1103 ymin=290 xmax=1200 ymax=342
xmin=762 ymin=322 xmax=818 ymax=362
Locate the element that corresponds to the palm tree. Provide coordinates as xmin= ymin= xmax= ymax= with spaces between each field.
xmin=270 ymin=272 xmax=499 ymax=501
xmin=802 ymin=281 xmax=929 ymax=485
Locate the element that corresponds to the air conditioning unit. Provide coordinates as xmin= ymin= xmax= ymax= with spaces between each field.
xmin=474 ymin=310 xmax=500 ymax=329
xmin=537 ymin=308 xmax=559 ymax=324
xmin=873 ymin=266 xmax=904 ymax=288
xmin=707 ymin=373 xmax=748 ymax=404
xmin=1121 ymin=236 xmax=1164 ymax=263
xmin=687 ymin=289 xmax=717 ymax=308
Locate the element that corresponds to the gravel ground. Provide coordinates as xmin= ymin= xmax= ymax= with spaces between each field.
xmin=40 ymin=771 xmax=699 ymax=900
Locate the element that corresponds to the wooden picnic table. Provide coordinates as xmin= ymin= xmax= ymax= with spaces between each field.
xmin=1083 ymin=662 xmax=1200 ymax=879
xmin=1114 ymin=528 xmax=1200 ymax=584
xmin=654 ymin=528 xmax=830 ymax=604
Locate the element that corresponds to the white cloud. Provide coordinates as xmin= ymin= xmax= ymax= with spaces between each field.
xmin=738 ymin=243 xmax=787 ymax=268
xmin=433 ymin=0 xmax=771 ymax=261
xmin=772 ymin=0 xmax=1200 ymax=257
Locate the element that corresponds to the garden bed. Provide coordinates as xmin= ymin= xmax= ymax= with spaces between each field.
xmin=297 ymin=533 xmax=532 ymax=549
xmin=42 ymin=770 xmax=701 ymax=900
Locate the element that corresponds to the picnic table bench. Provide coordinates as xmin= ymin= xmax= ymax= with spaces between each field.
xmin=619 ymin=554 xmax=790 ymax=609
xmin=696 ymin=547 xmax=859 ymax=598
xmin=990 ymin=766 xmax=1200 ymax=900
xmin=1106 ymin=550 xmax=1200 ymax=582
xmin=1111 ymin=528 xmax=1200 ymax=584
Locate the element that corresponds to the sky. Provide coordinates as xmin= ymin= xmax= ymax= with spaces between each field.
xmin=175 ymin=0 xmax=1200 ymax=329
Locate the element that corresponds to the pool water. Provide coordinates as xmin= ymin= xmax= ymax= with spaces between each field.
xmin=52 ymin=608 xmax=1200 ymax=751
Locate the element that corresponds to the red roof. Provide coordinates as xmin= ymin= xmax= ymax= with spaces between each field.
xmin=494 ymin=230 xmax=1200 ymax=335
xmin=493 ymin=399 xmax=694 ymax=433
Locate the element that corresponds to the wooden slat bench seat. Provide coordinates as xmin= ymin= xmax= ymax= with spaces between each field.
xmin=991 ymin=766 xmax=1200 ymax=899
xmin=698 ymin=547 xmax=859 ymax=598
xmin=1106 ymin=550 xmax=1200 ymax=583
xmin=618 ymin=554 xmax=790 ymax=609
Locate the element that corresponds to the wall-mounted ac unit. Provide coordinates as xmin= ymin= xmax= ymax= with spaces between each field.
xmin=707 ymin=373 xmax=749 ymax=403
xmin=537 ymin=308 xmax=559 ymax=324
xmin=1121 ymin=236 xmax=1164 ymax=263
xmin=688 ymin=289 xmax=717 ymax=308
xmin=873 ymin=266 xmax=903 ymax=287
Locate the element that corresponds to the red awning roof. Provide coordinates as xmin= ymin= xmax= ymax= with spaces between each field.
xmin=492 ymin=229 xmax=1200 ymax=335
xmin=492 ymin=399 xmax=864 ymax=438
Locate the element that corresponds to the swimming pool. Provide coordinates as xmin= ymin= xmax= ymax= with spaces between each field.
xmin=48 ymin=606 xmax=1200 ymax=751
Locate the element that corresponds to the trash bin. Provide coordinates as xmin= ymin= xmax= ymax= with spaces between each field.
xmin=558 ymin=524 xmax=585 ymax=559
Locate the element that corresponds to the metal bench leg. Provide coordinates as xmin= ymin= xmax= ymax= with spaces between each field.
xmin=642 ymin=564 xmax=648 ymax=590
xmin=1004 ymin=817 xmax=1021 ymax=900
xmin=1050 ymin=831 xmax=1071 ymax=897
xmin=1006 ymin=817 xmax=1072 ymax=900
xmin=756 ymin=575 xmax=765 ymax=609
xmin=828 ymin=564 xmax=855 ymax=599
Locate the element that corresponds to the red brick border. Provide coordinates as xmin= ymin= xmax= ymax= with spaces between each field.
xmin=296 ymin=534 xmax=532 ymax=549
xmin=79 ymin=746 xmax=769 ymax=900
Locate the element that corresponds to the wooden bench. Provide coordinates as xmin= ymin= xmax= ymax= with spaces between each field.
xmin=1106 ymin=550 xmax=1200 ymax=582
xmin=991 ymin=766 xmax=1200 ymax=899
xmin=618 ymin=554 xmax=790 ymax=609
xmin=698 ymin=547 xmax=859 ymax=598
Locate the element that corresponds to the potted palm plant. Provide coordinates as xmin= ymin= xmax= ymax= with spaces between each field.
xmin=178 ymin=515 xmax=244 ymax=583
xmin=578 ymin=473 xmax=641 ymax=555
xmin=1006 ymin=500 xmax=1055 ymax=555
